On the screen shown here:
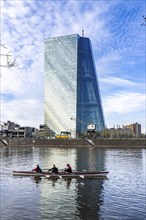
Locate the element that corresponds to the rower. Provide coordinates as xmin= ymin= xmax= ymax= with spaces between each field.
xmin=32 ymin=164 xmax=42 ymax=173
xmin=48 ymin=164 xmax=58 ymax=174
xmin=64 ymin=164 xmax=72 ymax=173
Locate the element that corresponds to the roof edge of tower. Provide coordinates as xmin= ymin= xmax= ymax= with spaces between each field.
xmin=44 ymin=34 xmax=81 ymax=41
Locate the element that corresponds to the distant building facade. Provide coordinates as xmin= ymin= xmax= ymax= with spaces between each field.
xmin=105 ymin=127 xmax=133 ymax=138
xmin=38 ymin=124 xmax=55 ymax=139
xmin=0 ymin=121 xmax=19 ymax=131
xmin=12 ymin=126 xmax=37 ymax=138
xmin=0 ymin=121 xmax=37 ymax=138
xmin=123 ymin=122 xmax=141 ymax=137
xmin=101 ymin=123 xmax=142 ymax=138
xmin=44 ymin=34 xmax=105 ymax=138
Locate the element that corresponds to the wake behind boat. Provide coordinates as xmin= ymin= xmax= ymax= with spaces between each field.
xmin=12 ymin=170 xmax=109 ymax=179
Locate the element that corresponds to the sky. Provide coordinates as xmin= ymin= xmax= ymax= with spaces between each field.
xmin=0 ymin=0 xmax=146 ymax=133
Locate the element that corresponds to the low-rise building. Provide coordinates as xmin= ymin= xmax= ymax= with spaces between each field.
xmin=12 ymin=126 xmax=37 ymax=138
xmin=101 ymin=123 xmax=142 ymax=138
xmin=107 ymin=127 xmax=133 ymax=138
xmin=0 ymin=121 xmax=19 ymax=132
xmin=123 ymin=123 xmax=141 ymax=137
xmin=0 ymin=121 xmax=38 ymax=138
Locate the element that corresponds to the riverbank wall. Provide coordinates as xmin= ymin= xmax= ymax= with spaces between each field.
xmin=0 ymin=138 xmax=145 ymax=147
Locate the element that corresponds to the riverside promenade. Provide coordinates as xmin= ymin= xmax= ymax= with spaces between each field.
xmin=0 ymin=138 xmax=145 ymax=147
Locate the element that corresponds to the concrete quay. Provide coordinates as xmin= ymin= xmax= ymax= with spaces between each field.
xmin=0 ymin=138 xmax=145 ymax=147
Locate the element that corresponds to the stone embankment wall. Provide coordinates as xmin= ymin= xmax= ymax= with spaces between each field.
xmin=0 ymin=138 xmax=146 ymax=147
xmin=93 ymin=138 xmax=146 ymax=147
xmin=0 ymin=138 xmax=89 ymax=147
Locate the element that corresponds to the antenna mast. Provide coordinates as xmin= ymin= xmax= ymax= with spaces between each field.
xmin=82 ymin=28 xmax=84 ymax=37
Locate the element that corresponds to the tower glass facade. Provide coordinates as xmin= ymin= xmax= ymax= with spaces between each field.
xmin=44 ymin=34 xmax=105 ymax=137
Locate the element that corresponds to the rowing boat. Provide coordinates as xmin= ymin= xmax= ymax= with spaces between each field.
xmin=13 ymin=171 xmax=109 ymax=178
xmin=12 ymin=171 xmax=109 ymax=179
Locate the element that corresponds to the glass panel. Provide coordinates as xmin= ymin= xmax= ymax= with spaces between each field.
xmin=44 ymin=35 xmax=78 ymax=137
xmin=77 ymin=37 xmax=105 ymax=134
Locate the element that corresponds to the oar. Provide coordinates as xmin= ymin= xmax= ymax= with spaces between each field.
xmin=45 ymin=174 xmax=62 ymax=179
xmin=46 ymin=175 xmax=50 ymax=178
xmin=79 ymin=175 xmax=84 ymax=179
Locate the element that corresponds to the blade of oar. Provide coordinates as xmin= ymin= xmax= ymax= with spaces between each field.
xmin=45 ymin=174 xmax=62 ymax=179
xmin=79 ymin=175 xmax=84 ymax=179
xmin=46 ymin=175 xmax=50 ymax=178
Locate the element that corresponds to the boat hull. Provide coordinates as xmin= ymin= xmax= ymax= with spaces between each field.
xmin=12 ymin=171 xmax=109 ymax=179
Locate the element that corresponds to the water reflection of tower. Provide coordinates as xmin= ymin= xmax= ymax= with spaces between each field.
xmin=39 ymin=148 xmax=78 ymax=217
xmin=75 ymin=179 xmax=105 ymax=219
xmin=76 ymin=148 xmax=106 ymax=171
xmin=75 ymin=148 xmax=106 ymax=219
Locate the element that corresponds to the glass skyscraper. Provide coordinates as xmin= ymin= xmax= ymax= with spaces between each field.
xmin=44 ymin=34 xmax=105 ymax=137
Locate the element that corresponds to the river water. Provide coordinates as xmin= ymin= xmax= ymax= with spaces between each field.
xmin=0 ymin=146 xmax=146 ymax=220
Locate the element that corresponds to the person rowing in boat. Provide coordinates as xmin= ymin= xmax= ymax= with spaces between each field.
xmin=32 ymin=164 xmax=42 ymax=173
xmin=64 ymin=164 xmax=72 ymax=173
xmin=48 ymin=164 xmax=58 ymax=174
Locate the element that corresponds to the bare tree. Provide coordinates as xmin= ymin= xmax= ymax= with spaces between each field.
xmin=141 ymin=15 xmax=146 ymax=26
xmin=0 ymin=44 xmax=17 ymax=68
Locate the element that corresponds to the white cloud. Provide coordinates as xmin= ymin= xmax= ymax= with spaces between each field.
xmin=103 ymin=92 xmax=145 ymax=133
xmin=103 ymin=92 xmax=145 ymax=114
xmin=100 ymin=76 xmax=144 ymax=89
xmin=2 ymin=98 xmax=44 ymax=128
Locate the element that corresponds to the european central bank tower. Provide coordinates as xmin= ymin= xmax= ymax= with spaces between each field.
xmin=44 ymin=34 xmax=105 ymax=138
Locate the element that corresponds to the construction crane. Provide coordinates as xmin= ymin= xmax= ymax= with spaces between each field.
xmin=70 ymin=117 xmax=87 ymax=125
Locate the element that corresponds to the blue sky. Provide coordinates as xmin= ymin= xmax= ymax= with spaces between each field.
xmin=1 ymin=0 xmax=146 ymax=133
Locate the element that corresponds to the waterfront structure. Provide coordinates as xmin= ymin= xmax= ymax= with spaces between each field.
xmin=104 ymin=127 xmax=133 ymax=138
xmin=44 ymin=34 xmax=105 ymax=138
xmin=12 ymin=126 xmax=37 ymax=138
xmin=103 ymin=123 xmax=142 ymax=138
xmin=123 ymin=122 xmax=141 ymax=137
xmin=0 ymin=120 xmax=37 ymax=138
xmin=0 ymin=120 xmax=20 ymax=131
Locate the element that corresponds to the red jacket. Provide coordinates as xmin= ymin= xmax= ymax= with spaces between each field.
xmin=32 ymin=166 xmax=42 ymax=173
